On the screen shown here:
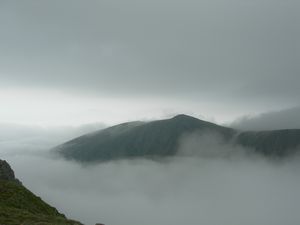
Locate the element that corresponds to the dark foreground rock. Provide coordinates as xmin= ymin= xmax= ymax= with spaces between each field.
xmin=0 ymin=159 xmax=16 ymax=181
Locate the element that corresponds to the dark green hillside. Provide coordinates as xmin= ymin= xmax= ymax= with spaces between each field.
xmin=236 ymin=129 xmax=300 ymax=156
xmin=55 ymin=114 xmax=236 ymax=162
xmin=55 ymin=114 xmax=300 ymax=162
xmin=0 ymin=160 xmax=83 ymax=225
xmin=0 ymin=181 xmax=83 ymax=225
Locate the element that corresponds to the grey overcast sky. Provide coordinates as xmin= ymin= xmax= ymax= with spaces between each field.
xmin=0 ymin=0 xmax=299 ymax=126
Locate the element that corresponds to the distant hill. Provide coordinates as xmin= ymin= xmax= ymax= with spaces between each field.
xmin=236 ymin=129 xmax=300 ymax=156
xmin=54 ymin=114 xmax=235 ymax=162
xmin=54 ymin=114 xmax=300 ymax=162
xmin=0 ymin=159 xmax=83 ymax=225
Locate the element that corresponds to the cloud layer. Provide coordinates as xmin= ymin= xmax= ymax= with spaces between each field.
xmin=6 ymin=153 xmax=300 ymax=225
xmin=230 ymin=106 xmax=300 ymax=130
xmin=2 ymin=129 xmax=300 ymax=225
xmin=0 ymin=0 xmax=299 ymax=113
xmin=0 ymin=123 xmax=105 ymax=156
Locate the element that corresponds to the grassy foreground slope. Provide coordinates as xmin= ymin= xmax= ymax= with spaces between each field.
xmin=0 ymin=180 xmax=83 ymax=225
xmin=0 ymin=159 xmax=83 ymax=225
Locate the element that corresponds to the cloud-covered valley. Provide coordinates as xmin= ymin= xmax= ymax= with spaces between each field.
xmin=1 ymin=128 xmax=300 ymax=225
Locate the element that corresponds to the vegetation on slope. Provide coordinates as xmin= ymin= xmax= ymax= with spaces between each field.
xmin=0 ymin=159 xmax=83 ymax=225
xmin=55 ymin=114 xmax=235 ymax=162
xmin=55 ymin=114 xmax=300 ymax=162
xmin=0 ymin=180 xmax=83 ymax=225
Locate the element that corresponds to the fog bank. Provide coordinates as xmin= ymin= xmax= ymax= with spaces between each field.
xmin=0 ymin=123 xmax=105 ymax=156
xmin=230 ymin=106 xmax=300 ymax=130
xmin=2 ymin=131 xmax=300 ymax=225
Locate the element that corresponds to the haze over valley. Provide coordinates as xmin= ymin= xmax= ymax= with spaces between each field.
xmin=2 ymin=114 xmax=300 ymax=225
xmin=0 ymin=0 xmax=299 ymax=225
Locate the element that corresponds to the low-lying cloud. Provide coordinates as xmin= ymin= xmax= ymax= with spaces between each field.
xmin=0 ymin=123 xmax=105 ymax=156
xmin=178 ymin=131 xmax=247 ymax=158
xmin=1 ymin=129 xmax=300 ymax=225
xmin=230 ymin=106 xmax=300 ymax=131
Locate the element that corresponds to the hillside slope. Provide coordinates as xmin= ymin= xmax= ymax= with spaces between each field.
xmin=236 ymin=129 xmax=300 ymax=156
xmin=54 ymin=114 xmax=235 ymax=162
xmin=0 ymin=159 xmax=83 ymax=225
xmin=55 ymin=114 xmax=300 ymax=162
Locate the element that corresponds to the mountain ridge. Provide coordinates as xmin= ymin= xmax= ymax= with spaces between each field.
xmin=54 ymin=114 xmax=300 ymax=162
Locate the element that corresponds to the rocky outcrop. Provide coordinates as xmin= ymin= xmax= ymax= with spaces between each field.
xmin=0 ymin=159 xmax=18 ymax=182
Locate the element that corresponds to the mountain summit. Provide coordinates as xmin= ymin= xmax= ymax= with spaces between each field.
xmin=54 ymin=114 xmax=300 ymax=162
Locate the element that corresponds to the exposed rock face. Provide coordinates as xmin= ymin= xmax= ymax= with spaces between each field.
xmin=0 ymin=159 xmax=16 ymax=181
xmin=0 ymin=159 xmax=21 ymax=184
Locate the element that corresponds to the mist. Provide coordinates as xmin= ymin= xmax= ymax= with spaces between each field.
xmin=2 ymin=130 xmax=300 ymax=225
xmin=0 ymin=123 xmax=105 ymax=156
xmin=0 ymin=0 xmax=298 ymax=224
xmin=230 ymin=106 xmax=300 ymax=130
